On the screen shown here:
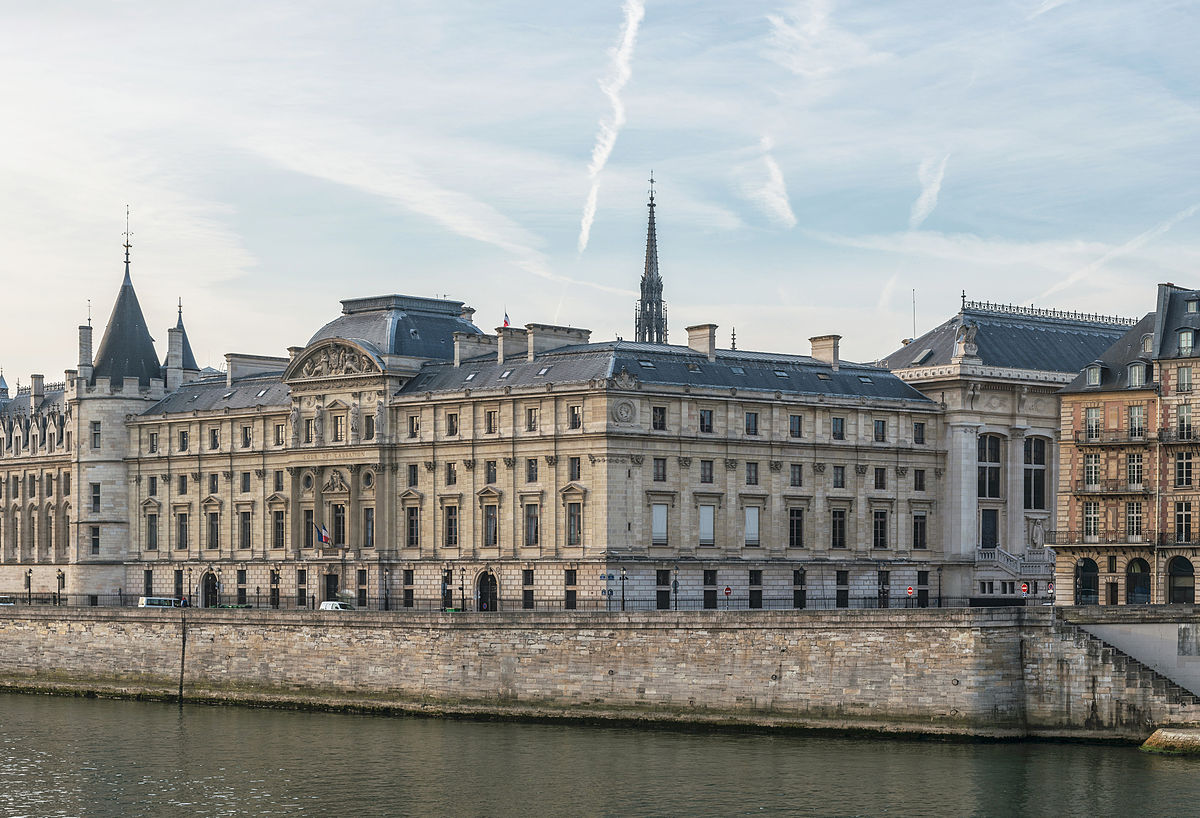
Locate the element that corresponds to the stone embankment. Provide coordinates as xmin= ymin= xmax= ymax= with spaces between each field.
xmin=1 ymin=606 xmax=1197 ymax=741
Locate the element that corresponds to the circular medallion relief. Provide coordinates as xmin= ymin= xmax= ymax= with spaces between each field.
xmin=611 ymin=400 xmax=636 ymax=423
xmin=363 ymin=471 xmax=374 ymax=489
xmin=303 ymin=474 xmax=314 ymax=490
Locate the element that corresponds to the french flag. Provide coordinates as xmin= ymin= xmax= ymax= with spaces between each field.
xmin=503 ymin=311 xmax=510 ymax=328
xmin=315 ymin=524 xmax=331 ymax=545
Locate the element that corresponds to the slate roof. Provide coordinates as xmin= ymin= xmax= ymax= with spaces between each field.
xmin=401 ymin=341 xmax=934 ymax=405
xmin=91 ymin=267 xmax=163 ymax=387
xmin=1152 ymin=284 xmax=1200 ymax=359
xmin=142 ymin=373 xmax=290 ymax=415
xmin=1060 ymin=314 xmax=1155 ymax=393
xmin=0 ymin=388 xmax=67 ymax=419
xmin=879 ymin=303 xmax=1134 ymax=375
xmin=307 ymin=294 xmax=481 ymax=361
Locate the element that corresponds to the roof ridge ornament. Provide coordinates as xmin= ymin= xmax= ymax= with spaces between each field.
xmin=122 ymin=204 xmax=133 ymax=284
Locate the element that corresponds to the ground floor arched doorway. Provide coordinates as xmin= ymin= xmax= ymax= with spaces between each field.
xmin=1075 ymin=559 xmax=1099 ymax=605
xmin=477 ymin=571 xmax=498 ymax=611
xmin=1169 ymin=556 xmax=1195 ymax=604
xmin=202 ymin=573 xmax=219 ymax=608
xmin=1126 ymin=558 xmax=1151 ymax=604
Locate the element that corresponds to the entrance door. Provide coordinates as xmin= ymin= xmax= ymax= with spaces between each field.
xmin=477 ymin=572 xmax=498 ymax=611
xmin=1075 ymin=559 xmax=1099 ymax=605
xmin=1126 ymin=559 xmax=1151 ymax=604
xmin=202 ymin=573 xmax=219 ymax=608
xmin=324 ymin=573 xmax=339 ymax=602
xmin=1106 ymin=582 xmax=1118 ymax=606
xmin=1169 ymin=557 xmax=1195 ymax=604
xmin=980 ymin=509 xmax=999 ymax=548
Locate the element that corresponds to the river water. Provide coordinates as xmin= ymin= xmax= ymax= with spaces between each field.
xmin=1 ymin=692 xmax=1197 ymax=817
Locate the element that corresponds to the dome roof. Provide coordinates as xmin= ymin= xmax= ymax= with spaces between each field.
xmin=307 ymin=295 xmax=481 ymax=361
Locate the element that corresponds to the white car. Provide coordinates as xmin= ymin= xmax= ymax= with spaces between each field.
xmin=318 ymin=601 xmax=354 ymax=611
xmin=0 ymin=596 xmax=14 ymax=606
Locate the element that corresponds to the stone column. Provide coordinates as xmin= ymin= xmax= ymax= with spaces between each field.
xmin=946 ymin=423 xmax=980 ymax=559
xmin=1008 ymin=427 xmax=1028 ymax=554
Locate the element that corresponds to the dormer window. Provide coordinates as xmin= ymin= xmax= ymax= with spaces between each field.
xmin=1086 ymin=366 xmax=1101 ymax=386
xmin=1143 ymin=335 xmax=1153 ymax=354
xmin=1182 ymin=330 xmax=1195 ymax=357
xmin=1188 ymin=300 xmax=1199 ymax=314
xmin=1128 ymin=364 xmax=1145 ymax=388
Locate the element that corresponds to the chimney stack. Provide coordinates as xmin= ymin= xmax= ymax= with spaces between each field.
xmin=166 ymin=327 xmax=184 ymax=392
xmin=30 ymin=374 xmax=44 ymax=404
xmin=686 ymin=324 xmax=718 ymax=362
xmin=809 ymin=335 xmax=841 ymax=371
xmin=78 ymin=325 xmax=93 ymax=382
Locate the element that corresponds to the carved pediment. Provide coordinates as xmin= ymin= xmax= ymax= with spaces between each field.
xmin=265 ymin=492 xmax=289 ymax=508
xmin=200 ymin=495 xmax=222 ymax=511
xmin=559 ymin=482 xmax=587 ymax=505
xmin=476 ymin=485 xmax=502 ymax=506
xmin=141 ymin=497 xmax=162 ymax=513
xmin=322 ymin=470 xmax=349 ymax=493
xmin=399 ymin=488 xmax=424 ymax=505
xmin=285 ymin=340 xmax=382 ymax=382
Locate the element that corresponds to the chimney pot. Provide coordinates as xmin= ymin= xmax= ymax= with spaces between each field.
xmin=809 ymin=334 xmax=841 ymax=371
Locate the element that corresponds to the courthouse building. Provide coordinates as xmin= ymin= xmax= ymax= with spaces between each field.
xmin=1054 ymin=282 xmax=1200 ymax=605
xmin=0 ymin=200 xmax=960 ymax=610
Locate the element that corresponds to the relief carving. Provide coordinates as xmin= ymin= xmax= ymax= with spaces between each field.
xmin=630 ymin=455 xmax=645 ymax=465
xmin=769 ymin=461 xmax=782 ymax=472
xmin=724 ymin=459 xmax=738 ymax=470
xmin=813 ymin=463 xmax=826 ymax=473
xmin=298 ymin=343 xmax=377 ymax=379
xmin=677 ymin=456 xmax=691 ymax=468
xmin=855 ymin=464 xmax=868 ymax=475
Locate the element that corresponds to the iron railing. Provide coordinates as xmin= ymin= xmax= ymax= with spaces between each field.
xmin=1073 ymin=430 xmax=1154 ymax=445
xmin=1071 ymin=479 xmax=1150 ymax=494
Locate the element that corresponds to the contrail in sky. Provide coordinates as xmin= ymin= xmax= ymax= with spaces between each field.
xmin=577 ymin=0 xmax=646 ymax=254
xmin=909 ymin=154 xmax=949 ymax=230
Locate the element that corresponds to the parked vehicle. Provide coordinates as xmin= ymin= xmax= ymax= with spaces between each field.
xmin=0 ymin=596 xmax=15 ymax=606
xmin=137 ymin=596 xmax=184 ymax=608
xmin=319 ymin=601 xmax=354 ymax=611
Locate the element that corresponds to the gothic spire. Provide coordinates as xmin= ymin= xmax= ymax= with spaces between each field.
xmin=635 ymin=173 xmax=668 ymax=344
xmin=175 ymin=299 xmax=200 ymax=372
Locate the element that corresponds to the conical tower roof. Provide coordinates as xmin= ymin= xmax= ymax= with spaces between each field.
xmin=91 ymin=244 xmax=162 ymax=387
xmin=176 ymin=303 xmax=199 ymax=371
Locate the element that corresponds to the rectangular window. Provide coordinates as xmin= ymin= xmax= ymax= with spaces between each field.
xmin=444 ymin=506 xmax=459 ymax=547
xmin=241 ymin=472 xmax=251 ymax=493
xmin=524 ymin=504 xmax=540 ymax=546
xmin=656 ymin=570 xmax=672 ymax=610
xmin=209 ymin=473 xmax=218 ymax=495
xmin=143 ymin=569 xmax=153 ymax=597
xmin=1181 ymin=404 xmax=1194 ymax=440
xmin=652 ymin=406 xmax=667 ymax=430
xmin=526 ymin=458 xmax=538 ymax=483
xmin=1084 ymin=453 xmax=1101 ymax=487
xmin=408 ymin=415 xmax=420 ymax=438
xmin=873 ymin=510 xmax=888 ymax=549
xmin=1084 ymin=501 xmax=1101 ymax=538
xmin=179 ymin=475 xmax=187 ymax=495
xmin=239 ymin=511 xmax=251 ymax=549
xmin=914 ymin=469 xmax=926 ymax=492
xmin=405 ymin=506 xmax=420 ymax=547
xmin=789 ymin=414 xmax=802 ymax=438
xmin=148 ymin=432 xmax=158 ymax=453
xmin=446 ymin=462 xmax=457 ymax=486
xmin=274 ymin=470 xmax=284 ymax=493
xmin=483 ymin=504 xmax=498 ymax=547
xmin=275 ymin=424 xmax=285 ymax=446
xmin=304 ymin=509 xmax=314 ymax=548
xmin=699 ymin=409 xmax=714 ymax=434
xmin=978 ymin=435 xmax=1002 ymax=498
xmin=569 ymin=457 xmax=581 ymax=482
xmin=653 ymin=457 xmax=667 ymax=482
xmin=745 ymin=412 xmax=759 ymax=435
xmin=88 ymin=525 xmax=100 ymax=555
xmin=651 ymin=503 xmax=668 ymax=546
xmin=1085 ymin=407 xmax=1102 ymax=440
xmin=1178 ymin=452 xmax=1193 ymax=488
xmin=446 ymin=412 xmax=459 ymax=436
xmin=146 ymin=513 xmax=158 ymax=550
xmin=699 ymin=504 xmax=715 ymax=546
xmin=1024 ymin=438 xmax=1047 ymax=510
xmin=176 ymin=513 xmax=188 ymax=550
xmin=90 ymin=482 xmax=100 ymax=513
xmin=485 ymin=460 xmax=497 ymax=484
xmin=241 ymin=426 xmax=251 ymax=448
xmin=700 ymin=460 xmax=714 ymax=484
xmin=874 ymin=467 xmax=886 ymax=490
xmin=90 ymin=421 xmax=101 ymax=449
xmin=485 ymin=410 xmax=498 ymax=434
xmin=207 ymin=512 xmax=219 ymax=549
xmin=831 ymin=417 xmax=845 ymax=440
xmin=564 ymin=570 xmax=577 ymax=610
xmin=788 ymin=508 xmax=804 ymax=548
xmin=793 ymin=570 xmax=806 ymax=609
xmin=1126 ymin=502 xmax=1143 ymax=539
xmin=836 ymin=570 xmax=849 ymax=608
xmin=746 ymin=462 xmax=759 ymax=486
xmin=304 ymin=419 xmax=314 ymax=444
xmin=273 ymin=510 xmax=285 ymax=549
xmin=526 ymin=407 xmax=540 ymax=431
xmin=913 ymin=512 xmax=927 ymax=549
xmin=1127 ymin=453 xmax=1143 ymax=487
xmin=363 ymin=508 xmax=375 ymax=547
xmin=209 ymin=428 xmax=219 ymax=450
xmin=1129 ymin=405 xmax=1146 ymax=438
xmin=874 ymin=419 xmax=887 ymax=442
xmin=913 ymin=422 xmax=926 ymax=444
xmin=831 ymin=509 xmax=847 ymax=549
xmin=1177 ymin=501 xmax=1192 ymax=543
xmin=568 ymin=404 xmax=582 ymax=430
xmin=178 ymin=429 xmax=189 ymax=451
xmin=567 ymin=502 xmax=582 ymax=546
xmin=523 ymin=570 xmax=535 ymax=609
xmin=749 ymin=571 xmax=763 ymax=609
xmin=744 ymin=506 xmax=760 ymax=547
xmin=833 ymin=466 xmax=845 ymax=489
xmin=329 ymin=503 xmax=345 ymax=545
xmin=1181 ymin=367 xmax=1193 ymax=393
xmin=790 ymin=464 xmax=802 ymax=487
xmin=407 ymin=464 xmax=418 ymax=487
xmin=333 ymin=415 xmax=346 ymax=442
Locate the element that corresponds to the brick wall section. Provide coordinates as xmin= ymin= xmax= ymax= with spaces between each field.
xmin=1 ymin=608 xmax=1198 ymax=739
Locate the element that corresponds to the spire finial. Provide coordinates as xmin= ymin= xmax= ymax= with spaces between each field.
xmin=731 ymin=327 xmax=737 ymax=350
xmin=123 ymin=204 xmax=133 ymax=266
xmin=178 ymin=297 xmax=183 ymax=318
xmin=961 ymin=289 xmax=967 ymax=310
xmin=648 ymin=170 xmax=655 ymax=205
xmin=87 ymin=299 xmax=92 ymax=327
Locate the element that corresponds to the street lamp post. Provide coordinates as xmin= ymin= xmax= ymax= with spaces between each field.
xmin=383 ymin=568 xmax=391 ymax=611
xmin=460 ymin=567 xmax=466 ymax=611
xmin=673 ymin=564 xmax=679 ymax=611
xmin=56 ymin=569 xmax=64 ymax=606
xmin=620 ymin=567 xmax=627 ymax=612
xmin=25 ymin=569 xmax=32 ymax=604
xmin=186 ymin=567 xmax=193 ymax=607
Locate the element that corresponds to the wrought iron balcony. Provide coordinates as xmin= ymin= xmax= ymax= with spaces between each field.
xmin=1073 ymin=429 xmax=1153 ymax=445
xmin=1071 ymin=479 xmax=1150 ymax=494
xmin=1158 ymin=427 xmax=1199 ymax=444
xmin=1046 ymin=529 xmax=1157 ymax=546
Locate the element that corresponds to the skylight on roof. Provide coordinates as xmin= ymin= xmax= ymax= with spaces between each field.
xmin=730 ymin=366 xmax=745 ymax=375
xmin=858 ymin=376 xmax=872 ymax=384
xmin=537 ymin=366 xmax=552 ymax=376
xmin=222 ymin=391 xmax=234 ymax=400
xmin=464 ymin=373 xmax=476 ymax=381
xmin=256 ymin=389 xmax=268 ymax=398
xmin=686 ymin=363 xmax=700 ymax=372
xmin=816 ymin=373 xmax=831 ymax=381
xmin=638 ymin=360 xmax=656 ymax=369
xmin=499 ymin=370 xmax=512 ymax=379
xmin=774 ymin=370 xmax=789 ymax=378
xmin=910 ymin=348 xmax=933 ymax=366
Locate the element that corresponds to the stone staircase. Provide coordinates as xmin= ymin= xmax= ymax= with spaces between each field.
xmin=1063 ymin=620 xmax=1200 ymax=706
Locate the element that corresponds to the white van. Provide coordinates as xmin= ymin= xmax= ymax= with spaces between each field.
xmin=319 ymin=601 xmax=354 ymax=611
xmin=138 ymin=596 xmax=183 ymax=608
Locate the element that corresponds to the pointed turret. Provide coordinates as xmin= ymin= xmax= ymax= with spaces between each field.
xmin=176 ymin=301 xmax=199 ymax=372
xmin=0 ymin=370 xmax=8 ymax=400
xmin=90 ymin=238 xmax=162 ymax=387
xmin=634 ymin=174 xmax=668 ymax=344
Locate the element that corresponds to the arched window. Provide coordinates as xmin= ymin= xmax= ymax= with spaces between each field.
xmin=1143 ymin=334 xmax=1154 ymax=354
xmin=1076 ymin=558 xmax=1099 ymax=605
xmin=1169 ymin=556 xmax=1195 ymax=604
xmin=1126 ymin=558 xmax=1150 ymax=604
xmin=1024 ymin=437 xmax=1048 ymax=510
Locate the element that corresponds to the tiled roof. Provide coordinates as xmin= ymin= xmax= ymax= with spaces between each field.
xmin=1060 ymin=314 xmax=1155 ymax=393
xmin=91 ymin=267 xmax=163 ymax=387
xmin=307 ymin=295 xmax=481 ymax=361
xmin=142 ymin=373 xmax=289 ymax=415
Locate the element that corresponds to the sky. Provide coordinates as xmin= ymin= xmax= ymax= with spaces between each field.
xmin=1 ymin=0 xmax=1199 ymax=384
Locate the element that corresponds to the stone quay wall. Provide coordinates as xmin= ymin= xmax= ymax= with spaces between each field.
xmin=1 ymin=607 xmax=1196 ymax=740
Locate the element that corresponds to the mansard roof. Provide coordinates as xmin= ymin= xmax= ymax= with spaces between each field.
xmin=141 ymin=373 xmax=289 ymax=416
xmin=91 ymin=268 xmax=162 ymax=387
xmin=1151 ymin=283 xmax=1200 ymax=359
xmin=879 ymin=301 xmax=1135 ymax=375
xmin=307 ymin=295 xmax=481 ymax=361
xmin=1060 ymin=313 xmax=1155 ymax=393
xmin=401 ymin=341 xmax=934 ymax=405
xmin=0 ymin=387 xmax=67 ymax=419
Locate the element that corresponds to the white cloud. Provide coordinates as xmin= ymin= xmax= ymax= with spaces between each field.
xmin=739 ymin=136 xmax=797 ymax=228
xmin=908 ymin=154 xmax=950 ymax=230
xmin=765 ymin=0 xmax=890 ymax=79
xmin=577 ymin=0 xmax=646 ymax=254
xmin=1028 ymin=0 xmax=1077 ymax=20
